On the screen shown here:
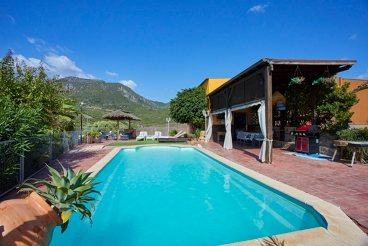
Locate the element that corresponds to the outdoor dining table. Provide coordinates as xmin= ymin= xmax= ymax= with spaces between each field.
xmin=348 ymin=141 xmax=368 ymax=167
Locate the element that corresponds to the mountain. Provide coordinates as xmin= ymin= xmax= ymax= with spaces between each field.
xmin=60 ymin=76 xmax=170 ymax=127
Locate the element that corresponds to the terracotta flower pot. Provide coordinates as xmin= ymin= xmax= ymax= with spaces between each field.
xmin=0 ymin=192 xmax=63 ymax=246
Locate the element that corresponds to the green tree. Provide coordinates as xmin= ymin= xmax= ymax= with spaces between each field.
xmin=317 ymin=80 xmax=359 ymax=133
xmin=169 ymin=86 xmax=207 ymax=130
xmin=286 ymin=77 xmax=367 ymax=134
xmin=0 ymin=50 xmax=71 ymax=136
xmin=0 ymin=96 xmax=43 ymax=143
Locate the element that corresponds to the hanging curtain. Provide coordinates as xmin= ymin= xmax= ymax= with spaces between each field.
xmin=205 ymin=113 xmax=213 ymax=143
xmin=258 ymin=101 xmax=267 ymax=162
xmin=223 ymin=108 xmax=233 ymax=150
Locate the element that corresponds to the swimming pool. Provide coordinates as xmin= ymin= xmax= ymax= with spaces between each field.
xmin=50 ymin=146 xmax=327 ymax=245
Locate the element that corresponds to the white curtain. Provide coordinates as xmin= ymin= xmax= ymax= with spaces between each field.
xmin=258 ymin=101 xmax=267 ymax=162
xmin=205 ymin=113 xmax=213 ymax=143
xmin=223 ymin=108 xmax=233 ymax=150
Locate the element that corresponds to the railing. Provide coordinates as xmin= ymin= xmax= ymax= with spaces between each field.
xmin=0 ymin=131 xmax=81 ymax=198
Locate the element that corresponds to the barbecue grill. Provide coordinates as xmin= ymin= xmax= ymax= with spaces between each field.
xmin=290 ymin=125 xmax=321 ymax=154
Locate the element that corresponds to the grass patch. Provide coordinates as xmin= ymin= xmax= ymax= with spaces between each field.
xmin=107 ymin=140 xmax=188 ymax=146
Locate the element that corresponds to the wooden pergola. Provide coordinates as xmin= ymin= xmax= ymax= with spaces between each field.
xmin=207 ymin=58 xmax=356 ymax=163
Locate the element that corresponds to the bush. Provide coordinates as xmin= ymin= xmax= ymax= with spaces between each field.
xmin=169 ymin=130 xmax=177 ymax=136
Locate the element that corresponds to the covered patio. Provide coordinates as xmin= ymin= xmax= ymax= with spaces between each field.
xmin=206 ymin=58 xmax=357 ymax=163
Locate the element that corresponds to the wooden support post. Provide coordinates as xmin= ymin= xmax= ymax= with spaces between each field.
xmin=264 ymin=65 xmax=273 ymax=163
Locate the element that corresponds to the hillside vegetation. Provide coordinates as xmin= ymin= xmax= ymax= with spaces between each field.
xmin=60 ymin=77 xmax=170 ymax=127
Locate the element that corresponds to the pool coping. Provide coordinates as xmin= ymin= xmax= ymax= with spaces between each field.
xmin=86 ymin=145 xmax=368 ymax=246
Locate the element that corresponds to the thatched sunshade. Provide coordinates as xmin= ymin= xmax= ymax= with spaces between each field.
xmin=102 ymin=110 xmax=141 ymax=138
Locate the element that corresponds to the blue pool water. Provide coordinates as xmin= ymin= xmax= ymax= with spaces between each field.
xmin=50 ymin=146 xmax=326 ymax=246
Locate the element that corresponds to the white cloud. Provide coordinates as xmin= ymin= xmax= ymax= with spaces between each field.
xmin=248 ymin=4 xmax=268 ymax=13
xmin=13 ymin=54 xmax=46 ymax=68
xmin=45 ymin=54 xmax=95 ymax=79
xmin=106 ymin=71 xmax=118 ymax=76
xmin=349 ymin=33 xmax=357 ymax=40
xmin=119 ymin=80 xmax=137 ymax=90
xmin=13 ymin=53 xmax=94 ymax=79
xmin=357 ymin=69 xmax=368 ymax=79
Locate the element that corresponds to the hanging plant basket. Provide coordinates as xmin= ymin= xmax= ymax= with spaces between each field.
xmin=288 ymin=76 xmax=305 ymax=86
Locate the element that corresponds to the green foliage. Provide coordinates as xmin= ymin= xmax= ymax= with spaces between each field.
xmin=92 ymin=120 xmax=119 ymax=129
xmin=317 ymin=81 xmax=358 ymax=133
xmin=19 ymin=162 xmax=101 ymax=233
xmin=169 ymin=129 xmax=177 ymax=136
xmin=286 ymin=78 xmax=365 ymax=134
xmin=61 ymin=76 xmax=170 ymax=127
xmin=90 ymin=131 xmax=101 ymax=138
xmin=169 ymin=87 xmax=207 ymax=128
xmin=0 ymin=50 xmax=71 ymax=136
xmin=285 ymin=82 xmax=312 ymax=126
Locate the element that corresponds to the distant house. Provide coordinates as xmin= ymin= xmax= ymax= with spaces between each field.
xmin=335 ymin=77 xmax=368 ymax=127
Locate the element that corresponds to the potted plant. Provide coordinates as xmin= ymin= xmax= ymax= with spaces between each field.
xmin=0 ymin=163 xmax=101 ymax=246
xmin=90 ymin=131 xmax=102 ymax=143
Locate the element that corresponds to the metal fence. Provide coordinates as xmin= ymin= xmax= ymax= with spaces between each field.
xmin=0 ymin=130 xmax=81 ymax=198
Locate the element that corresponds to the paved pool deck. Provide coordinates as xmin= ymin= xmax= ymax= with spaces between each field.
xmin=1 ymin=139 xmax=368 ymax=240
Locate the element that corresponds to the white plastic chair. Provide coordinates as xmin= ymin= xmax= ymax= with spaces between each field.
xmin=136 ymin=131 xmax=148 ymax=141
xmin=146 ymin=131 xmax=162 ymax=141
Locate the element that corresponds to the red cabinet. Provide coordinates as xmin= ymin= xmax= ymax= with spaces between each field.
xmin=295 ymin=137 xmax=309 ymax=153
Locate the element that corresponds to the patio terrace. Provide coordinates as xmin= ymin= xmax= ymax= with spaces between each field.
xmin=1 ymin=139 xmax=367 ymax=237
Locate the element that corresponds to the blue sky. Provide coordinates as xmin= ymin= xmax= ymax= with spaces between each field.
xmin=1 ymin=1 xmax=368 ymax=103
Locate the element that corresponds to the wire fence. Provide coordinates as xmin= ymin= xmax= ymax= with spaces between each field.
xmin=0 ymin=130 xmax=81 ymax=198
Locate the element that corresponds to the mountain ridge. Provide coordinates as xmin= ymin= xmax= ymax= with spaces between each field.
xmin=60 ymin=76 xmax=170 ymax=127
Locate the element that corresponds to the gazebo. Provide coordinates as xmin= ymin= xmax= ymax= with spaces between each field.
xmin=206 ymin=58 xmax=356 ymax=163
xmin=102 ymin=110 xmax=141 ymax=139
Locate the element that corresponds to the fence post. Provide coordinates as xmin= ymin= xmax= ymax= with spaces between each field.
xmin=20 ymin=138 xmax=24 ymax=183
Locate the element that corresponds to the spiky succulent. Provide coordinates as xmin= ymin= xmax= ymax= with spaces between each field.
xmin=19 ymin=161 xmax=101 ymax=233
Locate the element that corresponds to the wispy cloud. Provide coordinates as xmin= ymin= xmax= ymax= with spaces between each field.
xmin=27 ymin=37 xmax=46 ymax=45
xmin=119 ymin=80 xmax=137 ymax=90
xmin=27 ymin=37 xmax=36 ymax=44
xmin=106 ymin=71 xmax=118 ymax=76
xmin=349 ymin=33 xmax=357 ymax=40
xmin=8 ymin=15 xmax=15 ymax=24
xmin=248 ymin=4 xmax=268 ymax=13
xmin=56 ymin=45 xmax=72 ymax=53
xmin=357 ymin=69 xmax=368 ymax=79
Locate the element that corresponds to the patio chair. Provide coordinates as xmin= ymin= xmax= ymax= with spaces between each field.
xmin=236 ymin=131 xmax=250 ymax=145
xmin=136 ymin=131 xmax=148 ymax=141
xmin=146 ymin=131 xmax=162 ymax=141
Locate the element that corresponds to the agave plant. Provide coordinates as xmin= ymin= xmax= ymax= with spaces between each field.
xmin=19 ymin=162 xmax=101 ymax=233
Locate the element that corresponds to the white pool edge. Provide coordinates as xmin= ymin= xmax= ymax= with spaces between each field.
xmin=86 ymin=145 xmax=368 ymax=246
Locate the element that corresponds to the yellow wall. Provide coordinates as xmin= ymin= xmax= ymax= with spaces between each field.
xmin=336 ymin=77 xmax=368 ymax=125
xmin=200 ymin=78 xmax=230 ymax=95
